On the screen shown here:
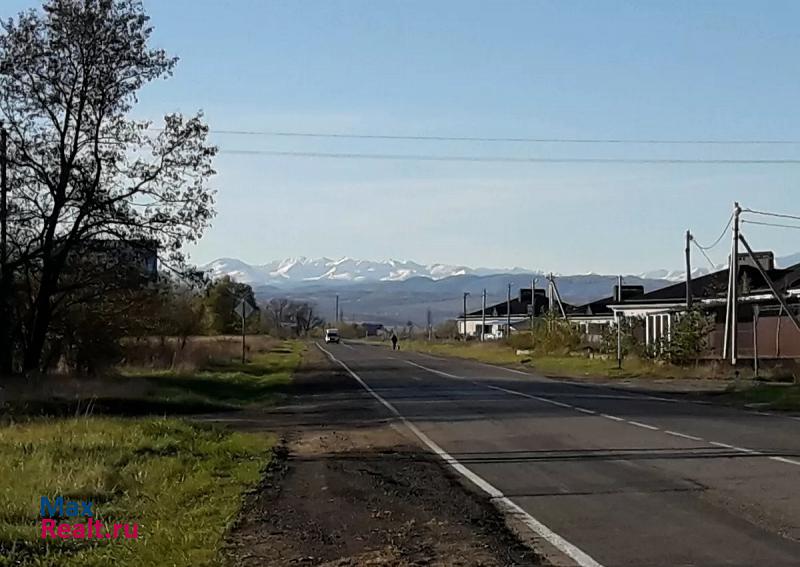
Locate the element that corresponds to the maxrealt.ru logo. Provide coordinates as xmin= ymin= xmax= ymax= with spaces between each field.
xmin=40 ymin=497 xmax=139 ymax=540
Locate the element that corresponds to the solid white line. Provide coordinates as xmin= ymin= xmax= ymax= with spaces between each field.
xmin=317 ymin=343 xmax=605 ymax=567
xmin=341 ymin=342 xmax=356 ymax=350
xmin=709 ymin=441 xmax=760 ymax=454
xmin=627 ymin=421 xmax=660 ymax=431
xmin=769 ymin=456 xmax=800 ymax=467
xmin=664 ymin=431 xmax=704 ymax=442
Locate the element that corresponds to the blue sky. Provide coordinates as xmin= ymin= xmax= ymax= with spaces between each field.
xmin=6 ymin=1 xmax=800 ymax=273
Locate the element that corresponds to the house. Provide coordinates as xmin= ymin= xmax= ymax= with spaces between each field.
xmin=607 ymin=252 xmax=800 ymax=358
xmin=567 ymin=285 xmax=645 ymax=344
xmin=457 ymin=288 xmax=552 ymax=339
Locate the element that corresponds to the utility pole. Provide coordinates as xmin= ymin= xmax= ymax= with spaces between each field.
xmin=685 ymin=230 xmax=693 ymax=309
xmin=616 ymin=275 xmax=623 ymax=369
xmin=335 ymin=294 xmax=339 ymax=324
xmin=462 ymin=292 xmax=470 ymax=339
xmin=530 ymin=277 xmax=536 ymax=330
xmin=753 ymin=304 xmax=759 ymax=378
xmin=481 ymin=289 xmax=487 ymax=341
xmin=731 ymin=202 xmax=741 ymax=365
xmin=724 ymin=203 xmax=742 ymax=364
xmin=426 ymin=307 xmax=432 ymax=341
xmin=506 ymin=283 xmax=511 ymax=339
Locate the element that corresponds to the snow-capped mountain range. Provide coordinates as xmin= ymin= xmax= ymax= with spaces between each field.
xmin=202 ymin=257 xmax=537 ymax=286
xmin=202 ymin=253 xmax=800 ymax=287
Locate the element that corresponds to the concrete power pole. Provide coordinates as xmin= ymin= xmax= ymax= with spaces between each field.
xmin=617 ymin=275 xmax=623 ymax=369
xmin=506 ymin=283 xmax=511 ymax=339
xmin=462 ymin=292 xmax=470 ymax=339
xmin=724 ymin=203 xmax=742 ymax=364
xmin=685 ymin=230 xmax=693 ymax=309
xmin=481 ymin=289 xmax=487 ymax=342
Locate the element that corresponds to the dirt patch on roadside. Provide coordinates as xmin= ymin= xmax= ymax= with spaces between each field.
xmin=223 ymin=348 xmax=541 ymax=566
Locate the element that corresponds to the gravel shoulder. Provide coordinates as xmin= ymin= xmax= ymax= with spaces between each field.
xmin=220 ymin=347 xmax=541 ymax=567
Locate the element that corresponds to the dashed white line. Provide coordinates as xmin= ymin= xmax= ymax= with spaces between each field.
xmin=575 ymin=407 xmax=598 ymax=415
xmin=398 ymin=357 xmax=800 ymax=470
xmin=665 ymin=431 xmax=704 ymax=442
xmin=627 ymin=420 xmax=660 ymax=431
xmin=318 ymin=344 xmax=606 ymax=567
xmin=601 ymin=414 xmax=626 ymax=422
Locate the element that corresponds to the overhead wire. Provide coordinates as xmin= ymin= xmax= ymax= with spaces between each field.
xmin=741 ymin=219 xmax=800 ymax=231
xmin=693 ymin=213 xmax=734 ymax=250
xmin=217 ymin=149 xmax=800 ymax=165
xmin=691 ymin=240 xmax=720 ymax=269
xmin=741 ymin=208 xmax=800 ymax=222
xmin=150 ymin=127 xmax=800 ymax=146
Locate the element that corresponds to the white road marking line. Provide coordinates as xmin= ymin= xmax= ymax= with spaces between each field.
xmin=627 ymin=421 xmax=660 ymax=431
xmin=486 ymin=385 xmax=574 ymax=409
xmin=665 ymin=431 xmax=704 ymax=442
xmin=317 ymin=343 xmax=606 ymax=567
xmin=600 ymin=414 xmax=625 ymax=422
xmin=769 ymin=456 xmax=800 ymax=466
xmin=575 ymin=407 xmax=598 ymax=415
xmin=399 ymin=357 xmax=800 ymax=471
xmin=341 ymin=342 xmax=356 ymax=350
xmin=405 ymin=360 xmax=462 ymax=379
xmin=709 ymin=441 xmax=760 ymax=454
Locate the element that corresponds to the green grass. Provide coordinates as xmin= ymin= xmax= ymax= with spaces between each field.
xmin=0 ymin=418 xmax=273 ymax=567
xmin=2 ymin=340 xmax=306 ymax=420
xmin=397 ymin=339 xmax=711 ymax=380
xmin=132 ymin=340 xmax=305 ymax=409
xmin=718 ymin=384 xmax=800 ymax=411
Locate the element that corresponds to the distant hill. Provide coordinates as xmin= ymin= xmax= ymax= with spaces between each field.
xmin=202 ymin=253 xmax=799 ymax=326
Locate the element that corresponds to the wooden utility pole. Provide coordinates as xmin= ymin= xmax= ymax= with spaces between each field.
xmin=335 ymin=295 xmax=339 ymax=323
xmin=685 ymin=230 xmax=693 ymax=309
xmin=506 ymin=283 xmax=512 ymax=338
xmin=530 ymin=277 xmax=536 ymax=332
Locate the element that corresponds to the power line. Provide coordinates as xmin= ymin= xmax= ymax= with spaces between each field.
xmin=742 ymin=208 xmax=800 ymax=222
xmin=691 ymin=239 xmax=720 ymax=269
xmin=217 ymin=149 xmax=800 ymax=165
xmin=151 ymin=127 xmax=800 ymax=146
xmin=693 ymin=213 xmax=734 ymax=250
xmin=742 ymin=219 xmax=800 ymax=231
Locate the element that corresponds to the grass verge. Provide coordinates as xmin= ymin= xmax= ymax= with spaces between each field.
xmin=394 ymin=339 xmax=716 ymax=380
xmin=2 ymin=340 xmax=305 ymax=419
xmin=716 ymin=383 xmax=800 ymax=411
xmin=0 ymin=418 xmax=273 ymax=567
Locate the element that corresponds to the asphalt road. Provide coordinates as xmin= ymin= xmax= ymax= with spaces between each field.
xmin=318 ymin=341 xmax=800 ymax=567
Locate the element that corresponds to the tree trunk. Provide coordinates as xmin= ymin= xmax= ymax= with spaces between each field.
xmin=22 ymin=275 xmax=56 ymax=373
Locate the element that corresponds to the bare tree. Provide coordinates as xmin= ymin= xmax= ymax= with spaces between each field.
xmin=0 ymin=0 xmax=216 ymax=372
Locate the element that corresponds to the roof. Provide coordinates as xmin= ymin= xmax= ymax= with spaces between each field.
xmin=617 ymin=263 xmax=800 ymax=306
xmin=466 ymin=294 xmax=553 ymax=318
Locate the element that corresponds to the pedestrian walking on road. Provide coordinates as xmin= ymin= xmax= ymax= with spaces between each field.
xmin=391 ymin=332 xmax=399 ymax=351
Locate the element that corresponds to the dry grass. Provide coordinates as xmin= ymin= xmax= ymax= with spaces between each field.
xmin=120 ymin=335 xmax=278 ymax=372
